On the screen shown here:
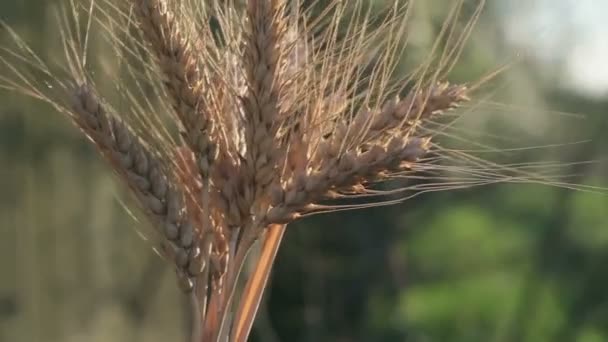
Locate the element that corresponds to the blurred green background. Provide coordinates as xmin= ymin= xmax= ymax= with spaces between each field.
xmin=1 ymin=0 xmax=607 ymax=341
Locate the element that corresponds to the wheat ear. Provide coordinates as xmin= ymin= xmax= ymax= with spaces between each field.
xmin=70 ymin=84 xmax=204 ymax=289
xmin=134 ymin=0 xmax=218 ymax=179
xmin=241 ymin=0 xmax=288 ymax=205
xmin=354 ymin=82 xmax=470 ymax=143
xmin=266 ymin=136 xmax=431 ymax=223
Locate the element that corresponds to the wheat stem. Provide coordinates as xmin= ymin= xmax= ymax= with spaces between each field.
xmin=231 ymin=223 xmax=286 ymax=342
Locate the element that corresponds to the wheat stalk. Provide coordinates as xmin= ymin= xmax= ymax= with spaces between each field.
xmin=8 ymin=0 xmax=598 ymax=341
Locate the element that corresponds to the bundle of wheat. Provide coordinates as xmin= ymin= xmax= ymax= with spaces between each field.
xmin=6 ymin=0 xmax=598 ymax=341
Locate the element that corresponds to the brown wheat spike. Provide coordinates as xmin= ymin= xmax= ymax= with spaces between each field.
xmin=355 ymin=82 xmax=470 ymax=144
xmin=134 ymin=0 xmax=219 ymax=179
xmin=241 ymin=0 xmax=288 ymax=207
xmin=70 ymin=84 xmax=203 ymax=289
xmin=266 ymin=136 xmax=432 ymax=224
xmin=6 ymin=0 xmax=602 ymax=341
